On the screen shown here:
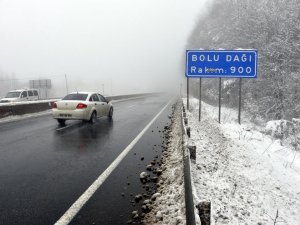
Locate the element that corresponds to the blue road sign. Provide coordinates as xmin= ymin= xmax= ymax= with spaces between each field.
xmin=186 ymin=50 xmax=257 ymax=78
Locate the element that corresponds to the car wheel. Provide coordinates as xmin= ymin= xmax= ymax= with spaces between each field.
xmin=108 ymin=107 xmax=113 ymax=118
xmin=57 ymin=119 xmax=66 ymax=126
xmin=89 ymin=111 xmax=97 ymax=124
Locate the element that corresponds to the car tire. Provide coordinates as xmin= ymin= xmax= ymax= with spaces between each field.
xmin=89 ymin=111 xmax=97 ymax=124
xmin=108 ymin=107 xmax=113 ymax=119
xmin=57 ymin=119 xmax=66 ymax=126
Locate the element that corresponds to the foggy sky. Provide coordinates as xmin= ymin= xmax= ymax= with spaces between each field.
xmin=0 ymin=0 xmax=210 ymax=96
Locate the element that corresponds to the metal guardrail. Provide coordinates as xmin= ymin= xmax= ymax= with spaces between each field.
xmin=181 ymin=98 xmax=211 ymax=225
xmin=105 ymin=93 xmax=156 ymax=101
xmin=180 ymin=100 xmax=196 ymax=225
xmin=0 ymin=101 xmax=55 ymax=119
xmin=0 ymin=93 xmax=157 ymax=119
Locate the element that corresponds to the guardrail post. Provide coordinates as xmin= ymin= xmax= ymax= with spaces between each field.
xmin=186 ymin=127 xmax=191 ymax=138
xmin=196 ymin=202 xmax=211 ymax=225
xmin=184 ymin=118 xmax=188 ymax=126
xmin=183 ymin=153 xmax=196 ymax=225
xmin=188 ymin=145 xmax=196 ymax=162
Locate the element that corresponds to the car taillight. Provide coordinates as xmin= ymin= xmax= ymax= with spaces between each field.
xmin=76 ymin=103 xmax=87 ymax=109
xmin=53 ymin=102 xmax=57 ymax=109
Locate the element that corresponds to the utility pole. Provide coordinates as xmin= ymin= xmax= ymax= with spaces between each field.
xmin=65 ymin=74 xmax=69 ymax=94
xmin=180 ymin=83 xmax=182 ymax=97
xmin=110 ymin=79 xmax=113 ymax=95
xmin=102 ymin=83 xmax=105 ymax=95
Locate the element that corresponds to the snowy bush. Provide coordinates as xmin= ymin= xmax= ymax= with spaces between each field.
xmin=265 ymin=118 xmax=300 ymax=150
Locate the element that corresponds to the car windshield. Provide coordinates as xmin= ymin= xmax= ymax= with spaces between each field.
xmin=5 ymin=92 xmax=21 ymax=98
xmin=62 ymin=93 xmax=88 ymax=101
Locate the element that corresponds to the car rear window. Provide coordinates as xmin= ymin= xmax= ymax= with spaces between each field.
xmin=98 ymin=94 xmax=107 ymax=102
xmin=62 ymin=93 xmax=88 ymax=101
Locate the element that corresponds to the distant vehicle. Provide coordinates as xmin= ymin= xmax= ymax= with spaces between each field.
xmin=0 ymin=89 xmax=39 ymax=103
xmin=52 ymin=92 xmax=113 ymax=125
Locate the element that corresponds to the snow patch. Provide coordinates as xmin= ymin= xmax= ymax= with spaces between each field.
xmin=0 ymin=110 xmax=52 ymax=124
xmin=184 ymin=97 xmax=300 ymax=225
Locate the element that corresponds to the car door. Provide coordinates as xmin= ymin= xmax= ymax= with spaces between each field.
xmin=89 ymin=94 xmax=102 ymax=117
xmin=28 ymin=90 xmax=34 ymax=101
xmin=21 ymin=91 xmax=28 ymax=101
xmin=98 ymin=94 xmax=110 ymax=116
xmin=33 ymin=90 xmax=39 ymax=100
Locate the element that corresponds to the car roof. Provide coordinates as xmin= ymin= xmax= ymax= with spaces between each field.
xmin=9 ymin=89 xmax=38 ymax=92
xmin=70 ymin=92 xmax=95 ymax=94
xmin=8 ymin=90 xmax=23 ymax=92
xmin=69 ymin=92 xmax=104 ymax=95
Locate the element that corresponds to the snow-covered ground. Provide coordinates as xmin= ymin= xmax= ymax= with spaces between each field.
xmin=184 ymin=98 xmax=300 ymax=225
xmin=0 ymin=99 xmax=60 ymax=106
xmin=0 ymin=110 xmax=52 ymax=124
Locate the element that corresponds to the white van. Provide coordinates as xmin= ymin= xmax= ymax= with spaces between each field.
xmin=0 ymin=89 xmax=39 ymax=103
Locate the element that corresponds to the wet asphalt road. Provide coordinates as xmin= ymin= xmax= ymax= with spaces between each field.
xmin=0 ymin=94 xmax=175 ymax=225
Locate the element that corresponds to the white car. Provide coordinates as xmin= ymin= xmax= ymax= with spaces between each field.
xmin=0 ymin=89 xmax=39 ymax=103
xmin=52 ymin=92 xmax=113 ymax=125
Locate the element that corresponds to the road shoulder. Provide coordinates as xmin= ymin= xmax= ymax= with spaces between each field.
xmin=141 ymin=101 xmax=186 ymax=225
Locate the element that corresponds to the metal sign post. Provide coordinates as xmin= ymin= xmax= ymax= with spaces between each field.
xmin=29 ymin=79 xmax=52 ymax=100
xmin=199 ymin=78 xmax=202 ymax=121
xmin=65 ymin=74 xmax=69 ymax=94
xmin=180 ymin=83 xmax=182 ymax=97
xmin=185 ymin=50 xmax=257 ymax=124
xmin=238 ymin=78 xmax=242 ymax=124
xmin=187 ymin=78 xmax=190 ymax=111
xmin=218 ymin=78 xmax=222 ymax=123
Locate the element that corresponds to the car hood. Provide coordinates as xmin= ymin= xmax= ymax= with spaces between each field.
xmin=0 ymin=98 xmax=18 ymax=103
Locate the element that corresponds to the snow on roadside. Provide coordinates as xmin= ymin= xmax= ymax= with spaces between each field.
xmin=0 ymin=110 xmax=51 ymax=124
xmin=142 ymin=102 xmax=186 ymax=225
xmin=184 ymin=98 xmax=300 ymax=225
xmin=0 ymin=99 xmax=60 ymax=106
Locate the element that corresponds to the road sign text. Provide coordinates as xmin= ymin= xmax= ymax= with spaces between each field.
xmin=186 ymin=50 xmax=257 ymax=78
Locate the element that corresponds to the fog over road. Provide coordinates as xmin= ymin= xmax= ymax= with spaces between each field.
xmin=0 ymin=94 xmax=175 ymax=225
xmin=0 ymin=0 xmax=210 ymax=97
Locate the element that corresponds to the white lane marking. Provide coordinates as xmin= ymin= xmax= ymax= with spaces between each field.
xmin=54 ymin=98 xmax=173 ymax=225
xmin=127 ymin=104 xmax=137 ymax=109
xmin=55 ymin=123 xmax=78 ymax=131
xmin=111 ymin=96 xmax=147 ymax=103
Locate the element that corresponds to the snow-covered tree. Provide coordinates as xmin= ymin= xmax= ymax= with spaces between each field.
xmin=187 ymin=0 xmax=300 ymax=120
